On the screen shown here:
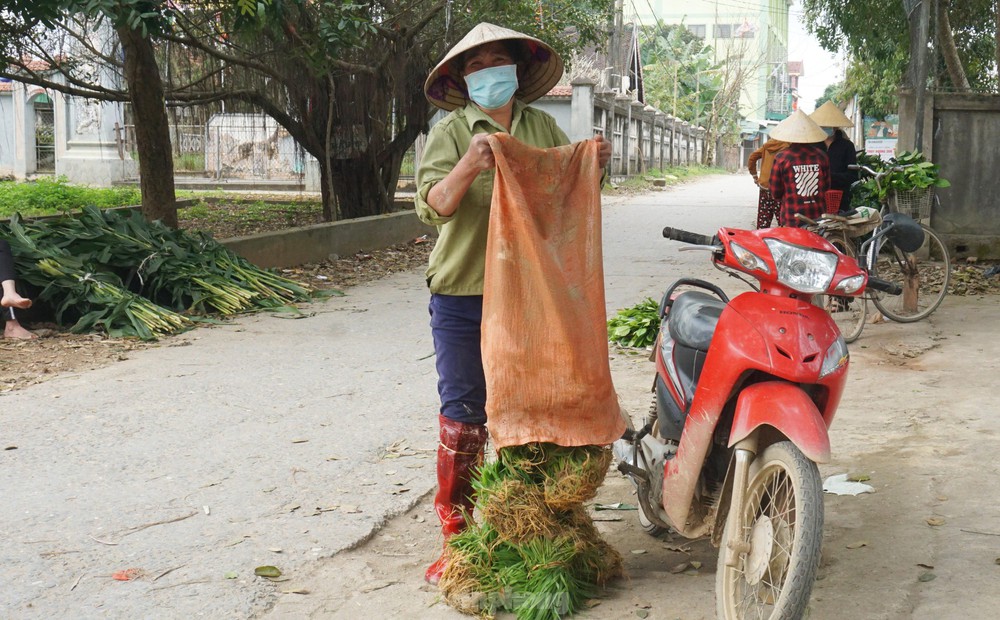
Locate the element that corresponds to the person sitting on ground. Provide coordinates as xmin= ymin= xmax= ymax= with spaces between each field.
xmin=1 ymin=239 xmax=37 ymax=340
xmin=767 ymin=110 xmax=831 ymax=227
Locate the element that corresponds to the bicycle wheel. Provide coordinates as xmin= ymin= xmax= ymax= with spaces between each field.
xmin=870 ymin=223 xmax=950 ymax=322
xmin=817 ymin=236 xmax=867 ymax=343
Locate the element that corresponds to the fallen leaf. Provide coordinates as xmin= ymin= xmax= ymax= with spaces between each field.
xmin=846 ymin=541 xmax=869 ymax=549
xmin=669 ymin=562 xmax=690 ymax=574
xmin=663 ymin=544 xmax=692 ymax=553
xmin=112 ymin=568 xmax=145 ymax=581
xmin=926 ymin=517 xmax=946 ymax=527
xmin=630 ymin=549 xmax=647 ymax=555
xmin=224 ymin=571 xmax=238 ymax=579
xmin=268 ymin=548 xmax=283 ymax=553
xmin=636 ymin=611 xmax=650 ymax=619
xmin=918 ymin=572 xmax=936 ymax=582
xmin=917 ymin=563 xmax=934 ymax=569
xmin=595 ymin=502 xmax=638 ymax=511
xmin=584 ymin=599 xmax=601 ymax=608
xmin=291 ymin=439 xmax=309 ymax=444
xmin=690 ymin=561 xmax=702 ymax=569
xmin=341 ymin=505 xmax=361 ymax=514
xmin=254 ymin=566 xmax=282 ymax=579
xmin=281 ymin=588 xmax=310 ymax=594
xmin=847 ymin=473 xmax=871 ymax=482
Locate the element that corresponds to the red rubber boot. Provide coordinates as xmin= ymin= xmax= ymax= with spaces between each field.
xmin=424 ymin=415 xmax=488 ymax=585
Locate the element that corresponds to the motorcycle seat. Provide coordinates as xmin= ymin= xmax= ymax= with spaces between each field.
xmin=668 ymin=291 xmax=726 ymax=352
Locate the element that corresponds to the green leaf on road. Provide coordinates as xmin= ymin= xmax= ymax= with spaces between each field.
xmin=255 ymin=565 xmax=282 ymax=578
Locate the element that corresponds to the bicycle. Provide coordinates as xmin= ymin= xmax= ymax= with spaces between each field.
xmin=795 ymin=208 xmax=881 ymax=343
xmin=850 ymin=163 xmax=951 ymax=323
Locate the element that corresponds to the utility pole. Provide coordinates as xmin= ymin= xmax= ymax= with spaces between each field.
xmin=905 ymin=0 xmax=931 ymax=151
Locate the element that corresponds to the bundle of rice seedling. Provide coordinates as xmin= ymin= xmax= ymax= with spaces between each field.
xmin=440 ymin=443 xmax=623 ymax=620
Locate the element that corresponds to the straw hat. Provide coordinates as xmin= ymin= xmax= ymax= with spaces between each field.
xmin=769 ymin=109 xmax=828 ymax=144
xmin=424 ymin=22 xmax=564 ymax=111
xmin=810 ymin=100 xmax=854 ymax=128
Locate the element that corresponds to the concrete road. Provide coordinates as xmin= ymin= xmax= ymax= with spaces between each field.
xmin=3 ymin=173 xmax=997 ymax=619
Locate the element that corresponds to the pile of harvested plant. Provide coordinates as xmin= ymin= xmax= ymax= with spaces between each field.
xmin=440 ymin=443 xmax=623 ymax=620
xmin=4 ymin=206 xmax=316 ymax=340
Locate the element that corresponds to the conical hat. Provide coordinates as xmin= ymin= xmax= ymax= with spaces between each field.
xmin=810 ymin=100 xmax=854 ymax=128
xmin=424 ymin=22 xmax=564 ymax=111
xmin=769 ymin=109 xmax=828 ymax=143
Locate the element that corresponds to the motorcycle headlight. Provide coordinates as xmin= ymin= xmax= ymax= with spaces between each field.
xmin=819 ymin=335 xmax=849 ymax=378
xmin=764 ymin=239 xmax=838 ymax=294
xmin=835 ymin=274 xmax=865 ymax=295
xmin=730 ymin=242 xmax=770 ymax=274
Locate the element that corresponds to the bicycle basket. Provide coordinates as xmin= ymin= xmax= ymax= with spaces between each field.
xmin=824 ymin=190 xmax=843 ymax=214
xmin=888 ymin=187 xmax=934 ymax=219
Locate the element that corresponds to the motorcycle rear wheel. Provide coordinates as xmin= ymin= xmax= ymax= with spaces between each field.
xmin=716 ymin=441 xmax=823 ymax=620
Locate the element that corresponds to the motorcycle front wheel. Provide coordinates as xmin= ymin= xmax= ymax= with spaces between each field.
xmin=716 ymin=441 xmax=823 ymax=620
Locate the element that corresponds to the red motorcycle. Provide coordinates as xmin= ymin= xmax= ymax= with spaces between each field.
xmin=613 ymin=221 xmax=915 ymax=618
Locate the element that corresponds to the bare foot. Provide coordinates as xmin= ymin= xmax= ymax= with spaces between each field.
xmin=1 ymin=292 xmax=32 ymax=310
xmin=4 ymin=321 xmax=37 ymax=340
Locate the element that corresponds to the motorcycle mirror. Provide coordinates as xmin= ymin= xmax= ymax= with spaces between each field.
xmin=883 ymin=213 xmax=925 ymax=253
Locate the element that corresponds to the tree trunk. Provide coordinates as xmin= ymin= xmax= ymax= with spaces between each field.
xmin=332 ymin=157 xmax=395 ymax=220
xmin=995 ymin=0 xmax=1000 ymax=84
xmin=936 ymin=0 xmax=971 ymax=91
xmin=117 ymin=25 xmax=177 ymax=227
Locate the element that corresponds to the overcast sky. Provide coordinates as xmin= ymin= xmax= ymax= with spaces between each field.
xmin=787 ymin=2 xmax=843 ymax=112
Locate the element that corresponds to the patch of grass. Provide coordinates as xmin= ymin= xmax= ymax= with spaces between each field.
xmin=604 ymin=165 xmax=722 ymax=194
xmin=0 ymin=177 xmax=141 ymax=217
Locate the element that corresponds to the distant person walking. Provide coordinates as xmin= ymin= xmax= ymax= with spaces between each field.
xmin=747 ymin=138 xmax=789 ymax=228
xmin=811 ymin=101 xmax=858 ymax=212
xmin=768 ymin=110 xmax=831 ymax=226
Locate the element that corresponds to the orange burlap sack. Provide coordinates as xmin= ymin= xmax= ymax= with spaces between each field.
xmin=482 ymin=133 xmax=625 ymax=449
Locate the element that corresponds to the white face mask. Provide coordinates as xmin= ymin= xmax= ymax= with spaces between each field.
xmin=464 ymin=64 xmax=518 ymax=110
xmin=824 ymin=128 xmax=836 ymax=137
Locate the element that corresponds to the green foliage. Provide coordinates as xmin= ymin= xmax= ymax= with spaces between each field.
xmin=639 ymin=21 xmax=721 ymax=123
xmin=802 ymin=0 xmax=998 ymax=112
xmin=0 ymin=178 xmax=141 ymax=217
xmin=607 ymin=297 xmax=660 ymax=348
xmin=3 ymin=205 xmax=316 ymax=339
xmin=852 ymin=151 xmax=951 ymax=205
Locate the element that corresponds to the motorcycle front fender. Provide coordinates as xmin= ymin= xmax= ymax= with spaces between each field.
xmin=729 ymin=381 xmax=831 ymax=463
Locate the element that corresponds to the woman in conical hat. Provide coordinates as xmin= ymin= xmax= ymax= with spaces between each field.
xmin=415 ymin=23 xmax=612 ymax=585
xmin=810 ymin=100 xmax=858 ymax=212
xmin=767 ymin=109 xmax=832 ymax=226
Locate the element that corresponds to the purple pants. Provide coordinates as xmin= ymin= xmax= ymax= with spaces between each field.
xmin=429 ymin=294 xmax=487 ymax=425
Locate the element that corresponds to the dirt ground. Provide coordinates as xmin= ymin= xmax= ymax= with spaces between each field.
xmin=266 ymin=293 xmax=1000 ymax=620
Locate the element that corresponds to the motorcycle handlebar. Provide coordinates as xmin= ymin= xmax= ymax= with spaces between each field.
xmin=867 ymin=276 xmax=902 ymax=296
xmin=663 ymin=227 xmax=716 ymax=246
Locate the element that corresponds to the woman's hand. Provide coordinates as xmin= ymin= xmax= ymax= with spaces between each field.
xmin=426 ymin=134 xmax=494 ymax=217
xmin=461 ymin=133 xmax=496 ymax=172
xmin=594 ymin=134 xmax=612 ymax=169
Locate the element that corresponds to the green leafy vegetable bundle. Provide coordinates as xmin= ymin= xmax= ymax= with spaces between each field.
xmin=3 ymin=207 xmax=315 ymax=340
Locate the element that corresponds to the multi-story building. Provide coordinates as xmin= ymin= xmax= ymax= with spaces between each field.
xmin=626 ymin=0 xmax=794 ymax=125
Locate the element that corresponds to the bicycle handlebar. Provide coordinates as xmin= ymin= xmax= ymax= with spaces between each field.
xmin=867 ymin=276 xmax=902 ymax=296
